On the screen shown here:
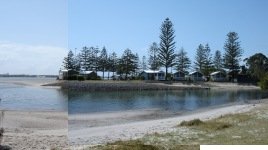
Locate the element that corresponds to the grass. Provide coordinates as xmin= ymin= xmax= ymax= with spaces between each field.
xmin=179 ymin=118 xmax=233 ymax=131
xmin=91 ymin=103 xmax=268 ymax=150
xmin=91 ymin=140 xmax=161 ymax=150
xmin=91 ymin=140 xmax=199 ymax=150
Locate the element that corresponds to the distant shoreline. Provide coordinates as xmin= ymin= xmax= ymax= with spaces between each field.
xmin=43 ymin=80 xmax=261 ymax=91
xmin=43 ymin=80 xmax=211 ymax=91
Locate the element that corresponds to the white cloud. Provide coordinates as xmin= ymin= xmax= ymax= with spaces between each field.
xmin=0 ymin=41 xmax=67 ymax=75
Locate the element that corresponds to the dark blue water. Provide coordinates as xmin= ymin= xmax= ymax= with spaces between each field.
xmin=0 ymin=82 xmax=67 ymax=111
xmin=69 ymin=89 xmax=268 ymax=114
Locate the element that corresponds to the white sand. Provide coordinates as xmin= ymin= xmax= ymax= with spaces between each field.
xmin=0 ymin=110 xmax=68 ymax=150
xmin=69 ymin=102 xmax=261 ymax=149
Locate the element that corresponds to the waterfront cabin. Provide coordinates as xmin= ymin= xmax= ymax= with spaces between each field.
xmin=189 ymin=71 xmax=204 ymax=81
xmin=173 ymin=71 xmax=186 ymax=81
xmin=59 ymin=69 xmax=67 ymax=80
xmin=80 ymin=70 xmax=98 ymax=80
xmin=210 ymin=71 xmax=227 ymax=82
xmin=227 ymin=70 xmax=240 ymax=82
xmin=58 ymin=69 xmax=79 ymax=80
xmin=140 ymin=70 xmax=165 ymax=80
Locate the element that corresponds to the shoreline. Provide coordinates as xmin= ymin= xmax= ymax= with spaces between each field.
xmin=0 ymin=109 xmax=68 ymax=149
xmin=69 ymin=98 xmax=267 ymax=148
xmin=44 ymin=80 xmax=261 ymax=91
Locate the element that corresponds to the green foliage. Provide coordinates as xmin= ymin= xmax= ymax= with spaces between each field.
xmin=62 ymin=50 xmax=75 ymax=70
xmin=176 ymin=47 xmax=191 ymax=73
xmin=148 ymin=42 xmax=160 ymax=70
xmin=97 ymin=140 xmax=161 ymax=150
xmin=223 ymin=32 xmax=243 ymax=73
xmin=67 ymin=75 xmax=77 ymax=80
xmin=259 ymin=74 xmax=268 ymax=89
xmin=179 ymin=118 xmax=232 ymax=131
xmin=246 ymin=53 xmax=268 ymax=81
xmin=194 ymin=44 xmax=213 ymax=76
xmin=214 ymin=50 xmax=223 ymax=70
xmin=77 ymin=75 xmax=85 ymax=81
xmin=98 ymin=47 xmax=108 ymax=79
xmin=117 ymin=49 xmax=139 ymax=78
xmin=158 ymin=18 xmax=176 ymax=80
xmin=180 ymin=119 xmax=203 ymax=126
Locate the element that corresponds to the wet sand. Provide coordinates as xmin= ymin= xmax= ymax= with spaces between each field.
xmin=0 ymin=110 xmax=68 ymax=149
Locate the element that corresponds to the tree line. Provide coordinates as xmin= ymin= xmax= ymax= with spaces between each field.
xmin=63 ymin=18 xmax=267 ymax=82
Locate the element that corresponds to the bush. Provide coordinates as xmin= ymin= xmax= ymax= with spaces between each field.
xmin=179 ymin=119 xmax=203 ymax=126
xmin=259 ymin=74 xmax=268 ymax=90
xmin=67 ymin=75 xmax=77 ymax=80
xmin=77 ymin=75 xmax=85 ymax=81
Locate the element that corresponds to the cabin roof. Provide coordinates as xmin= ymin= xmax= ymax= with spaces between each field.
xmin=142 ymin=70 xmax=164 ymax=74
xmin=210 ymin=71 xmax=226 ymax=76
xmin=80 ymin=70 xmax=94 ymax=74
xmin=173 ymin=71 xmax=185 ymax=74
xmin=189 ymin=71 xmax=203 ymax=75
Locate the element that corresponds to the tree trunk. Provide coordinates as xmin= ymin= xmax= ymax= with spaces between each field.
xmin=102 ymin=69 xmax=104 ymax=79
xmin=165 ymin=66 xmax=168 ymax=80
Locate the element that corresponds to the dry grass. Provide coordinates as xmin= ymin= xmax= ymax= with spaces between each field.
xmin=90 ymin=103 xmax=268 ymax=150
xmin=179 ymin=118 xmax=232 ymax=131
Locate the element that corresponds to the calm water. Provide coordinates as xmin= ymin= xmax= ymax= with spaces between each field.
xmin=0 ymin=77 xmax=67 ymax=111
xmin=69 ymin=89 xmax=268 ymax=114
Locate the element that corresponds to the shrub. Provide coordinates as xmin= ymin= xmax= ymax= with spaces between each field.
xmin=179 ymin=119 xmax=204 ymax=126
xmin=259 ymin=74 xmax=268 ymax=90
xmin=77 ymin=75 xmax=85 ymax=81
xmin=67 ymin=75 xmax=77 ymax=80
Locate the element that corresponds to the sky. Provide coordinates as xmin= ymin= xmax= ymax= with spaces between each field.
xmin=69 ymin=0 xmax=268 ymax=68
xmin=0 ymin=0 xmax=67 ymax=75
xmin=0 ymin=0 xmax=268 ymax=75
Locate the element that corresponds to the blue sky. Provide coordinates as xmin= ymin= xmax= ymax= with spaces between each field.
xmin=69 ymin=0 xmax=268 ymax=66
xmin=0 ymin=0 xmax=268 ymax=74
xmin=0 ymin=0 xmax=67 ymax=75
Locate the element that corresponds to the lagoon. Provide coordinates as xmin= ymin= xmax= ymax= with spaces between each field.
xmin=69 ymin=89 xmax=268 ymax=114
xmin=0 ymin=77 xmax=67 ymax=111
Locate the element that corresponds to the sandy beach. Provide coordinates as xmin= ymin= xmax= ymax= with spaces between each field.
xmin=0 ymin=78 xmax=68 ymax=149
xmin=0 ymin=110 xmax=68 ymax=149
xmin=69 ymin=98 xmax=267 ymax=149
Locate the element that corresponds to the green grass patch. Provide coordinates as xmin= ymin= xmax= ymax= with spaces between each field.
xmin=94 ymin=140 xmax=161 ymax=150
xmin=179 ymin=118 xmax=232 ymax=131
xmin=179 ymin=119 xmax=204 ymax=126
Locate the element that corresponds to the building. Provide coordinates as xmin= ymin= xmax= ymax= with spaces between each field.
xmin=173 ymin=71 xmax=186 ymax=81
xmin=189 ymin=71 xmax=204 ymax=81
xmin=58 ymin=69 xmax=68 ymax=80
xmin=140 ymin=70 xmax=165 ymax=80
xmin=58 ymin=69 xmax=79 ymax=80
xmin=80 ymin=70 xmax=98 ymax=80
xmin=210 ymin=71 xmax=227 ymax=82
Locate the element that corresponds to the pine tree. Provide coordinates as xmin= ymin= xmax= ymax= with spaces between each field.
xmin=109 ymin=52 xmax=118 ymax=77
xmin=148 ymin=42 xmax=160 ymax=70
xmin=194 ymin=44 xmax=205 ymax=71
xmin=74 ymin=53 xmax=81 ymax=72
xmin=118 ymin=49 xmax=138 ymax=78
xmin=142 ymin=56 xmax=147 ymax=71
xmin=203 ymin=43 xmax=213 ymax=76
xmin=90 ymin=46 xmax=99 ymax=71
xmin=62 ymin=50 xmax=75 ymax=70
xmin=158 ymin=18 xmax=176 ymax=80
xmin=223 ymin=32 xmax=243 ymax=81
xmin=214 ymin=50 xmax=223 ymax=70
xmin=98 ymin=47 xmax=108 ymax=79
xmin=176 ymin=47 xmax=191 ymax=73
xmin=80 ymin=46 xmax=91 ymax=71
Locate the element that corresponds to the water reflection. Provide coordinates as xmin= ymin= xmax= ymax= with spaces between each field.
xmin=69 ymin=89 xmax=268 ymax=114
